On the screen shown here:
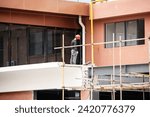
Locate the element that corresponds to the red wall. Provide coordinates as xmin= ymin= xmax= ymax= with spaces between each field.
xmin=86 ymin=13 xmax=150 ymax=66
xmin=0 ymin=91 xmax=33 ymax=100
xmin=0 ymin=0 xmax=89 ymax=16
xmin=0 ymin=8 xmax=80 ymax=29
xmin=93 ymin=0 xmax=150 ymax=19
xmin=80 ymin=90 xmax=90 ymax=100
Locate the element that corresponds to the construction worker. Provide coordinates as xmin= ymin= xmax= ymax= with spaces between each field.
xmin=70 ymin=34 xmax=81 ymax=64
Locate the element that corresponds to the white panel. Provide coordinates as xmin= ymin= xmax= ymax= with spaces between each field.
xmin=64 ymin=66 xmax=82 ymax=88
xmin=0 ymin=62 xmax=83 ymax=93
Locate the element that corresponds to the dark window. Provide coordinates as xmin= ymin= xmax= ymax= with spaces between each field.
xmin=35 ymin=90 xmax=80 ymax=100
xmin=137 ymin=19 xmax=145 ymax=45
xmin=64 ymin=29 xmax=77 ymax=64
xmin=54 ymin=29 xmax=63 ymax=53
xmin=64 ymin=90 xmax=80 ymax=100
xmin=0 ymin=23 xmax=9 ymax=67
xmin=11 ymin=24 xmax=27 ymax=65
xmin=47 ymin=29 xmax=54 ymax=54
xmin=29 ymin=28 xmax=44 ymax=56
xmin=105 ymin=19 xmax=145 ymax=48
xmin=0 ymin=38 xmax=3 ymax=67
xmin=126 ymin=20 xmax=137 ymax=46
xmin=0 ymin=23 xmax=80 ymax=66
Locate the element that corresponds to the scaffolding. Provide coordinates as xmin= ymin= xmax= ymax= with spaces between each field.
xmin=53 ymin=0 xmax=150 ymax=100
xmin=54 ymin=35 xmax=150 ymax=100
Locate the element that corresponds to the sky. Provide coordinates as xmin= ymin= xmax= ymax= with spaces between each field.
xmin=79 ymin=0 xmax=90 ymax=2
xmin=67 ymin=0 xmax=90 ymax=3
xmin=67 ymin=0 xmax=115 ymax=3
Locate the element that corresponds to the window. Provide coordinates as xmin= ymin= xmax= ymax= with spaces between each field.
xmin=54 ymin=29 xmax=63 ymax=53
xmin=29 ymin=28 xmax=44 ymax=56
xmin=0 ymin=38 xmax=3 ymax=67
xmin=0 ymin=22 xmax=80 ymax=66
xmin=105 ymin=19 xmax=145 ymax=48
xmin=0 ymin=23 xmax=9 ymax=67
xmin=105 ymin=23 xmax=115 ymax=48
xmin=47 ymin=29 xmax=54 ymax=54
xmin=126 ymin=20 xmax=137 ymax=46
xmin=34 ymin=90 xmax=80 ymax=100
xmin=11 ymin=24 xmax=27 ymax=65
xmin=116 ymin=22 xmax=125 ymax=47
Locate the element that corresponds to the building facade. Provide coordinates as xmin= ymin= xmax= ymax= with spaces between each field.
xmin=0 ymin=0 xmax=88 ymax=100
xmin=85 ymin=0 xmax=150 ymax=100
xmin=0 ymin=0 xmax=150 ymax=100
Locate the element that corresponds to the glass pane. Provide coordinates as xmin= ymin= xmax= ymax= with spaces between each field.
xmin=47 ymin=29 xmax=54 ymax=54
xmin=116 ymin=22 xmax=125 ymax=47
xmin=0 ymin=38 xmax=3 ymax=67
xmin=11 ymin=25 xmax=27 ymax=65
xmin=29 ymin=28 xmax=43 ymax=56
xmin=105 ymin=23 xmax=115 ymax=48
xmin=126 ymin=20 xmax=137 ymax=46
xmin=54 ymin=29 xmax=62 ymax=53
xmin=53 ymin=29 xmax=63 ymax=62
xmin=0 ymin=23 xmax=9 ymax=67
xmin=64 ymin=29 xmax=76 ymax=46
xmin=0 ymin=37 xmax=3 ymax=49
xmin=64 ymin=29 xmax=78 ymax=64
xmin=137 ymin=19 xmax=145 ymax=45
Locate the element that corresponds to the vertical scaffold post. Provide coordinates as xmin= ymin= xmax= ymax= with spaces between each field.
xmin=119 ymin=36 xmax=122 ymax=100
xmin=62 ymin=33 xmax=65 ymax=100
xmin=112 ymin=33 xmax=115 ymax=100
xmin=142 ymin=75 xmax=145 ymax=100
xmin=148 ymin=37 xmax=150 ymax=95
xmin=90 ymin=0 xmax=94 ymax=100
xmin=90 ymin=0 xmax=94 ymax=65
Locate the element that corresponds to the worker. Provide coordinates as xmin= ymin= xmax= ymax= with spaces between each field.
xmin=70 ymin=34 xmax=81 ymax=64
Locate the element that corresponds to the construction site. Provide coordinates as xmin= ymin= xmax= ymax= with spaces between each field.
xmin=0 ymin=0 xmax=150 ymax=100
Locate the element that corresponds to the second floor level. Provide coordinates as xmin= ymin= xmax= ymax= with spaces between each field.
xmin=0 ymin=23 xmax=82 ymax=67
xmin=85 ymin=13 xmax=150 ymax=66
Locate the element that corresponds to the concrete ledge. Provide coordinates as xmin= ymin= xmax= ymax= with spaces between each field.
xmin=0 ymin=62 xmax=83 ymax=93
xmin=93 ymin=0 xmax=150 ymax=19
xmin=0 ymin=0 xmax=89 ymax=16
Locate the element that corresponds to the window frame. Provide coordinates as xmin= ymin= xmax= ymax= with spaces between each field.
xmin=105 ymin=19 xmax=145 ymax=48
xmin=47 ymin=28 xmax=54 ymax=55
xmin=29 ymin=27 xmax=45 ymax=56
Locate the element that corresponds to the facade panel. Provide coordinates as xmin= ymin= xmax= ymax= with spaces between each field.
xmin=86 ymin=14 xmax=149 ymax=66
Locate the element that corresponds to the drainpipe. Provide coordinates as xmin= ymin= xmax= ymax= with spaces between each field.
xmin=79 ymin=16 xmax=86 ymax=64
